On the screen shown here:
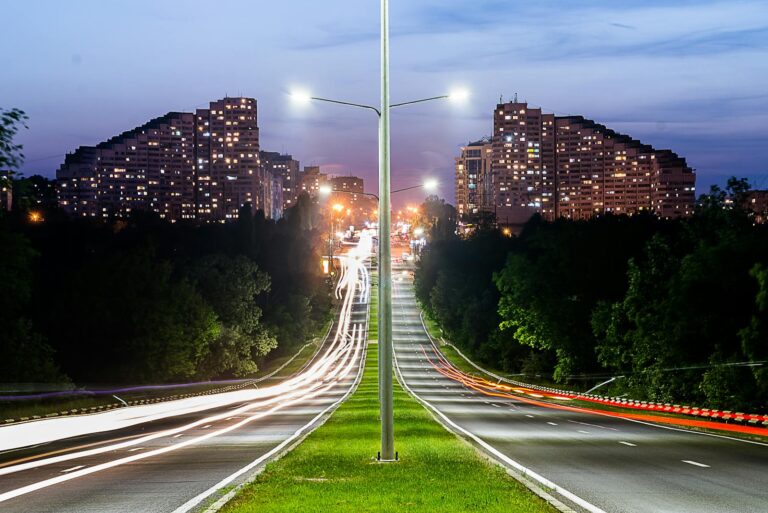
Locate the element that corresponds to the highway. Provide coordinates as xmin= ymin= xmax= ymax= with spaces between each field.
xmin=0 ymin=237 xmax=372 ymax=513
xmin=391 ymin=259 xmax=768 ymax=513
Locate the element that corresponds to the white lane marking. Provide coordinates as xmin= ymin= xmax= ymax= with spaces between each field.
xmin=491 ymin=404 xmax=501 ymax=408
xmin=567 ymin=420 xmax=618 ymax=432
xmin=483 ymin=401 xmax=491 ymax=405
xmin=201 ymin=425 xmax=211 ymax=429
xmin=393 ymin=358 xmax=607 ymax=513
xmin=170 ymin=342 xmax=368 ymax=513
xmin=578 ymin=430 xmax=590 ymax=434
xmin=619 ymin=441 xmax=636 ymax=447
xmin=682 ymin=460 xmax=710 ymax=468
xmin=127 ymin=447 xmax=144 ymax=452
xmin=525 ymin=414 xmax=535 ymax=418
xmin=547 ymin=422 xmax=558 ymax=426
xmin=172 ymin=434 xmax=183 ymax=439
xmin=60 ymin=465 xmax=85 ymax=474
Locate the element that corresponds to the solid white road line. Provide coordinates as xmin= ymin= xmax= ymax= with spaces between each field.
xmin=388 ymin=320 xmax=608 ymax=513
xmin=60 ymin=466 xmax=85 ymax=474
xmin=526 ymin=414 xmax=535 ymax=418
xmin=127 ymin=447 xmax=144 ymax=452
xmin=172 ymin=434 xmax=183 ymax=439
xmin=394 ymin=362 xmax=608 ymax=513
xmin=578 ymin=430 xmax=590 ymax=434
xmin=619 ymin=441 xmax=637 ymax=447
xmin=170 ymin=342 xmax=367 ymax=513
xmin=682 ymin=460 xmax=710 ymax=468
xmin=547 ymin=422 xmax=558 ymax=426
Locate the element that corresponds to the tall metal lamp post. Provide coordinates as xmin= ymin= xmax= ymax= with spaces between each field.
xmin=290 ymin=0 xmax=468 ymax=462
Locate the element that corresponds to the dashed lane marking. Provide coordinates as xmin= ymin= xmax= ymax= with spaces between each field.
xmin=682 ymin=460 xmax=709 ymax=468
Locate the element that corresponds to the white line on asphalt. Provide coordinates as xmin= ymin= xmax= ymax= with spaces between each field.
xmin=547 ymin=422 xmax=558 ymax=426
xmin=172 ymin=434 xmax=183 ymax=439
xmin=170 ymin=343 xmax=368 ymax=513
xmin=526 ymin=414 xmax=535 ymax=418
xmin=619 ymin=441 xmax=636 ymax=447
xmin=127 ymin=447 xmax=144 ymax=452
xmin=491 ymin=404 xmax=501 ymax=408
xmin=578 ymin=430 xmax=590 ymax=434
xmin=60 ymin=466 xmax=85 ymax=473
xmin=393 ymin=356 xmax=607 ymax=513
xmin=682 ymin=460 xmax=710 ymax=468
xmin=567 ymin=420 xmax=618 ymax=432
xmin=202 ymin=425 xmax=211 ymax=429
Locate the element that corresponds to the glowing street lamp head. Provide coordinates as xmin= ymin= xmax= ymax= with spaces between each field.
xmin=423 ymin=178 xmax=438 ymax=191
xmin=332 ymin=203 xmax=344 ymax=213
xmin=318 ymin=185 xmax=332 ymax=196
xmin=449 ymin=89 xmax=470 ymax=103
xmin=290 ymin=89 xmax=312 ymax=105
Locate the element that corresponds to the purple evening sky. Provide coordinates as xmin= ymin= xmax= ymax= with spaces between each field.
xmin=2 ymin=0 xmax=767 ymax=207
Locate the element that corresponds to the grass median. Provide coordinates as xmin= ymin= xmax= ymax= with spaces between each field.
xmin=219 ymin=347 xmax=555 ymax=513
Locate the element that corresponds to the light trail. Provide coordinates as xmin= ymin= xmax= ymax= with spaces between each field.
xmin=0 ymin=237 xmax=372 ymax=503
xmin=418 ymin=344 xmax=768 ymax=439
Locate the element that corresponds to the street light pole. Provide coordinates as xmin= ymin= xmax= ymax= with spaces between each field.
xmin=378 ymin=0 xmax=395 ymax=462
xmin=290 ymin=18 xmax=466 ymax=460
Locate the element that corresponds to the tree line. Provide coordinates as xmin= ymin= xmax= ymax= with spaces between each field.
xmin=1 ymin=196 xmax=332 ymax=385
xmin=416 ymin=179 xmax=768 ymax=411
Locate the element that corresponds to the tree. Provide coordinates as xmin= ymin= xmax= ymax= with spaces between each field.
xmin=0 ymin=230 xmax=67 ymax=383
xmin=42 ymin=246 xmax=219 ymax=383
xmin=0 ymin=108 xmax=28 ymax=174
xmin=186 ymin=254 xmax=277 ymax=378
xmin=739 ymin=264 xmax=768 ymax=403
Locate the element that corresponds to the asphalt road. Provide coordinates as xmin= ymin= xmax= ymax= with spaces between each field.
xmin=0 ymin=241 xmax=371 ymax=513
xmin=391 ymin=260 xmax=768 ymax=513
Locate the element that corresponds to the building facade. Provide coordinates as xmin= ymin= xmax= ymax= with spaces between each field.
xmin=57 ymin=97 xmax=273 ymax=222
xmin=465 ymin=101 xmax=696 ymax=227
xmin=261 ymin=151 xmax=300 ymax=212
xmin=300 ymin=165 xmax=329 ymax=197
xmin=455 ymin=138 xmax=492 ymax=217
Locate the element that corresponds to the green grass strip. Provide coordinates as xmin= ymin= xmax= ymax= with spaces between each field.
xmin=219 ymin=348 xmax=556 ymax=513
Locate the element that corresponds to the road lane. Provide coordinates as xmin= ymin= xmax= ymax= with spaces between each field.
xmin=392 ymin=261 xmax=768 ymax=513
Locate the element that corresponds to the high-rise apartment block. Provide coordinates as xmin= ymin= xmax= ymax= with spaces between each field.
xmin=455 ymin=138 xmax=492 ymax=217
xmin=261 ymin=151 xmax=300 ymax=212
xmin=57 ymin=97 xmax=274 ymax=222
xmin=457 ymin=101 xmax=696 ymax=226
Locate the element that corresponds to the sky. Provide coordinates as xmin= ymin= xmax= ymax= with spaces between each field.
xmin=3 ymin=0 xmax=768 ymax=207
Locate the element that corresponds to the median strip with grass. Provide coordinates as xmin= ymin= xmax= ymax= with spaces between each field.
xmin=218 ymin=348 xmax=556 ymax=513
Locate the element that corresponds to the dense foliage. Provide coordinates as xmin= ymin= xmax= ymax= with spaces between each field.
xmin=1 ymin=202 xmax=331 ymax=385
xmin=416 ymin=180 xmax=768 ymax=410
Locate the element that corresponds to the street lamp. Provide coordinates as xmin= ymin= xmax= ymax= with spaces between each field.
xmin=289 ymin=0 xmax=466 ymax=462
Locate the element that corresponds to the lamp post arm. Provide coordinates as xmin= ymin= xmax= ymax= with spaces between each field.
xmin=311 ymin=97 xmax=381 ymax=116
xmin=309 ymin=95 xmax=450 ymax=114
xmin=390 ymin=95 xmax=449 ymax=109
xmin=392 ymin=184 xmax=426 ymax=194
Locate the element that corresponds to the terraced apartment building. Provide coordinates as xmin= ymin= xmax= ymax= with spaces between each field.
xmin=57 ymin=97 xmax=274 ymax=222
xmin=457 ymin=101 xmax=696 ymax=227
